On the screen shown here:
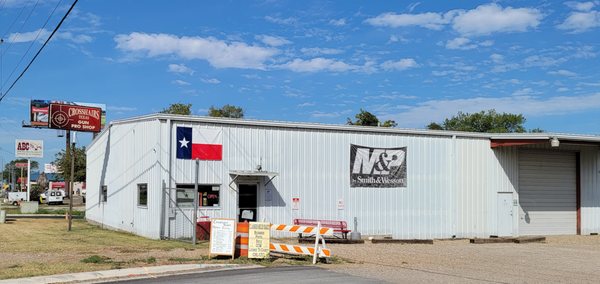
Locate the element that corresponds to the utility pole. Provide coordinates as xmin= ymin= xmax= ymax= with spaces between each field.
xmin=68 ymin=139 xmax=75 ymax=231
xmin=65 ymin=130 xmax=71 ymax=230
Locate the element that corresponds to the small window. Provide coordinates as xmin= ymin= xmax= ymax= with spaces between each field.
xmin=101 ymin=185 xmax=107 ymax=202
xmin=138 ymin=184 xmax=148 ymax=207
xmin=176 ymin=184 xmax=220 ymax=207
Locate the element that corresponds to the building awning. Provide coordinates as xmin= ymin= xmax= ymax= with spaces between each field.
xmin=228 ymin=170 xmax=279 ymax=191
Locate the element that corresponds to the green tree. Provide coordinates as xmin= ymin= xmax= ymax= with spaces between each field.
xmin=161 ymin=103 xmax=192 ymax=115
xmin=347 ymin=109 xmax=396 ymax=127
xmin=426 ymin=109 xmax=542 ymax=133
xmin=208 ymin=104 xmax=244 ymax=118
xmin=54 ymin=145 xmax=86 ymax=182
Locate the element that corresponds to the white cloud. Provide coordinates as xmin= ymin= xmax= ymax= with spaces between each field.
xmin=255 ymin=35 xmax=291 ymax=47
xmin=7 ymin=29 xmax=93 ymax=44
xmin=365 ymin=11 xmax=455 ymax=30
xmin=280 ymin=58 xmax=355 ymax=72
xmin=264 ymin=16 xmax=297 ymax=25
xmin=107 ymin=106 xmax=137 ymax=112
xmin=548 ymin=69 xmax=577 ymax=77
xmin=297 ymin=102 xmax=316 ymax=107
xmin=557 ymin=87 xmax=570 ymax=92
xmin=201 ymin=78 xmax=221 ymax=84
xmin=490 ymin=53 xmax=504 ymax=63
xmin=565 ymin=1 xmax=596 ymax=11
xmin=114 ymin=32 xmax=278 ymax=69
xmin=452 ymin=3 xmax=542 ymax=36
xmin=366 ymin=4 xmax=541 ymax=36
xmin=329 ymin=18 xmax=346 ymax=26
xmin=7 ymin=29 xmax=50 ymax=43
xmin=300 ymin=47 xmax=344 ymax=56
xmin=445 ymin=37 xmax=477 ymax=50
xmin=172 ymin=79 xmax=191 ymax=86
xmin=168 ymin=63 xmax=194 ymax=75
xmin=557 ymin=11 xmax=600 ymax=33
xmin=383 ymin=93 xmax=600 ymax=128
xmin=311 ymin=110 xmax=351 ymax=118
xmin=512 ymin=88 xmax=535 ymax=96
xmin=408 ymin=2 xmax=421 ymax=12
xmin=523 ymin=55 xmax=566 ymax=67
xmin=380 ymin=58 xmax=419 ymax=71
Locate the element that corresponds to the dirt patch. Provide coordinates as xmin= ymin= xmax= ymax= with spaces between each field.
xmin=326 ymin=236 xmax=600 ymax=283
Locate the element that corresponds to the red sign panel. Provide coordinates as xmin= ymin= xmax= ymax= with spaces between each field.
xmin=49 ymin=103 xmax=102 ymax=133
xmin=15 ymin=162 xmax=28 ymax=168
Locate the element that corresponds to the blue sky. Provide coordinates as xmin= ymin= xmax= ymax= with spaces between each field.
xmin=0 ymin=0 xmax=600 ymax=167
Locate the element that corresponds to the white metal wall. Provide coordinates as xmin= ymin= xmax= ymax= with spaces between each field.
xmin=165 ymin=122 xmax=517 ymax=239
xmin=86 ymin=117 xmax=600 ymax=240
xmin=86 ymin=119 xmax=164 ymax=239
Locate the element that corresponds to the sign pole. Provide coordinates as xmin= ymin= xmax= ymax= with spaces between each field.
xmin=192 ymin=159 xmax=199 ymax=245
xmin=26 ymin=158 xmax=31 ymax=201
xmin=65 ymin=130 xmax=71 ymax=231
xmin=68 ymin=140 xmax=75 ymax=231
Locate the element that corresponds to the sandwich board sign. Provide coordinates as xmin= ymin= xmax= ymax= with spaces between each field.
xmin=248 ymin=222 xmax=270 ymax=259
xmin=209 ymin=218 xmax=236 ymax=259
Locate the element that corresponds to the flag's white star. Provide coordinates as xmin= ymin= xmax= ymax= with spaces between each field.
xmin=179 ymin=137 xmax=189 ymax=148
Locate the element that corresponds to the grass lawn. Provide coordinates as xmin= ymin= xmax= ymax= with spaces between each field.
xmin=0 ymin=219 xmax=316 ymax=280
xmin=0 ymin=218 xmax=210 ymax=280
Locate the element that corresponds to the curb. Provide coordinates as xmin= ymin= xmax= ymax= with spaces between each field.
xmin=6 ymin=214 xmax=84 ymax=219
xmin=0 ymin=264 xmax=264 ymax=284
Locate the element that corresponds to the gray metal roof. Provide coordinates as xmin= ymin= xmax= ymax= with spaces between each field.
xmin=90 ymin=113 xmax=600 ymax=147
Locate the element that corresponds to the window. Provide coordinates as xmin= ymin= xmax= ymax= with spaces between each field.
xmin=138 ymin=184 xmax=148 ymax=207
xmin=101 ymin=185 xmax=107 ymax=202
xmin=176 ymin=184 xmax=220 ymax=207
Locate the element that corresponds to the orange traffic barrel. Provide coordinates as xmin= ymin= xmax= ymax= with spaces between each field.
xmin=235 ymin=221 xmax=249 ymax=257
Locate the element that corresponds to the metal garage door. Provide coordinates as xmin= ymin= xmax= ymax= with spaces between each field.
xmin=518 ymin=150 xmax=576 ymax=235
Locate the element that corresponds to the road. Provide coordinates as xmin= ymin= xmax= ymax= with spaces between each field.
xmin=114 ymin=266 xmax=384 ymax=284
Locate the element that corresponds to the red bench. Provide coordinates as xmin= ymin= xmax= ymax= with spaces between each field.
xmin=293 ymin=219 xmax=351 ymax=239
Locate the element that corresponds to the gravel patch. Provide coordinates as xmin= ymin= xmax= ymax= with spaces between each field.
xmin=326 ymin=235 xmax=600 ymax=283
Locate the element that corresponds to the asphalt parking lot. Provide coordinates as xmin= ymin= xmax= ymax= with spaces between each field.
xmin=327 ymin=235 xmax=600 ymax=283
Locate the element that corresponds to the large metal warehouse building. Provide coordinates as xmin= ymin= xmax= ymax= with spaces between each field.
xmin=85 ymin=114 xmax=600 ymax=240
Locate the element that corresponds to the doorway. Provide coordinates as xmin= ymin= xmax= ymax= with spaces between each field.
xmin=238 ymin=184 xmax=257 ymax=222
xmin=497 ymin=192 xmax=513 ymax=237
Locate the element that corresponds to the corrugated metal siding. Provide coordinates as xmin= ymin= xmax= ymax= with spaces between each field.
xmin=86 ymin=120 xmax=163 ymax=239
xmin=581 ymin=147 xmax=600 ymax=234
xmin=453 ymin=139 xmax=519 ymax=238
xmin=88 ymin=117 xmax=600 ymax=239
xmin=166 ymin=122 xmax=509 ymax=239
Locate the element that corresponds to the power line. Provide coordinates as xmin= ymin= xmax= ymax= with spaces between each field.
xmin=0 ymin=0 xmax=78 ymax=103
xmin=0 ymin=0 xmax=41 ymax=59
xmin=1 ymin=3 xmax=28 ymax=39
xmin=2 ymin=0 xmax=63 ymax=90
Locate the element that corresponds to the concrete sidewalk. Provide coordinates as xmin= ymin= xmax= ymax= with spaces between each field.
xmin=0 ymin=264 xmax=263 ymax=284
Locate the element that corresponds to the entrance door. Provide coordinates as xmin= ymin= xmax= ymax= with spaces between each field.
xmin=497 ymin=192 xmax=513 ymax=237
xmin=238 ymin=184 xmax=257 ymax=222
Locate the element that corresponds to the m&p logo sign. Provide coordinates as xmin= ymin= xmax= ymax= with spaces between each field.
xmin=349 ymin=144 xmax=407 ymax=188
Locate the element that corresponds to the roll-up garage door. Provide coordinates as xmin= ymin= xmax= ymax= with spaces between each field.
xmin=518 ymin=150 xmax=576 ymax=235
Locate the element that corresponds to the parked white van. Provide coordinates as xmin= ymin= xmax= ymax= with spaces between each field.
xmin=40 ymin=190 xmax=64 ymax=205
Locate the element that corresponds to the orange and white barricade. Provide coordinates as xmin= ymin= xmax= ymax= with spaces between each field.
xmin=270 ymin=221 xmax=332 ymax=264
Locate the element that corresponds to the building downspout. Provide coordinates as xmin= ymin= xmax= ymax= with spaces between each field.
xmin=451 ymin=135 xmax=457 ymax=237
xmin=159 ymin=118 xmax=170 ymax=239
xmin=167 ymin=118 xmax=173 ymax=239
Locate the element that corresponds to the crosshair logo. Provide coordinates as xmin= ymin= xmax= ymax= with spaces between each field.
xmin=51 ymin=110 xmax=69 ymax=128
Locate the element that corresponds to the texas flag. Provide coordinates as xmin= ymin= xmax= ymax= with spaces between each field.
xmin=176 ymin=126 xmax=222 ymax=160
